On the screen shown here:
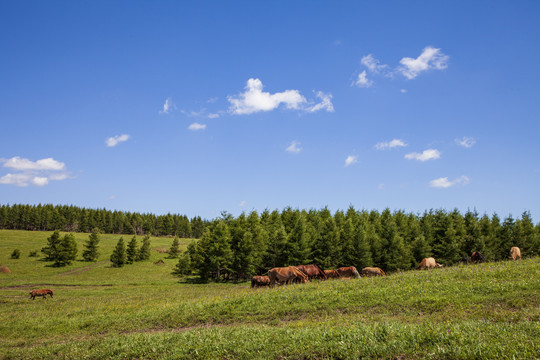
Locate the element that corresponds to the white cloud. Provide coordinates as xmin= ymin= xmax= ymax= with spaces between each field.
xmin=228 ymin=78 xmax=307 ymax=115
xmin=106 ymin=134 xmax=130 ymax=147
xmin=353 ymin=71 xmax=373 ymax=88
xmin=306 ymin=91 xmax=334 ymax=113
xmin=455 ymin=136 xmax=476 ymax=148
xmin=159 ymin=98 xmax=173 ymax=114
xmin=430 ymin=175 xmax=470 ymax=188
xmin=208 ymin=113 xmax=220 ymax=119
xmin=3 ymin=157 xmax=65 ymax=171
xmin=239 ymin=200 xmax=247 ymax=207
xmin=188 ymin=122 xmax=207 ymax=131
xmin=345 ymin=155 xmax=358 ymax=167
xmin=375 ymin=139 xmax=407 ymax=150
xmin=0 ymin=156 xmax=70 ymax=187
xmin=207 ymin=97 xmax=218 ymax=103
xmin=361 ymin=54 xmax=388 ymax=74
xmin=398 ymin=46 xmax=449 ymax=80
xmin=286 ymin=140 xmax=302 ymax=154
xmin=400 ymin=89 xmax=407 ymax=93
xmin=405 ymin=149 xmax=441 ymax=162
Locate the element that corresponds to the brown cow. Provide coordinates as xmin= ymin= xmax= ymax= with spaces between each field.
xmin=251 ymin=275 xmax=270 ymax=288
xmin=471 ymin=251 xmax=485 ymax=263
xmin=296 ymin=264 xmax=327 ymax=280
xmin=29 ymin=289 xmax=54 ymax=300
xmin=361 ymin=267 xmax=386 ymax=276
xmin=336 ymin=266 xmax=360 ymax=278
xmin=268 ymin=266 xmax=309 ymax=287
xmin=417 ymin=257 xmax=443 ymax=270
xmin=510 ymin=247 xmax=521 ymax=261
xmin=324 ymin=269 xmax=341 ymax=279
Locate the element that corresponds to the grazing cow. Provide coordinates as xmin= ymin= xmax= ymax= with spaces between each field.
xmin=324 ymin=269 xmax=341 ymax=279
xmin=268 ymin=266 xmax=309 ymax=287
xmin=361 ymin=267 xmax=387 ymax=276
xmin=336 ymin=266 xmax=361 ymax=279
xmin=471 ymin=251 xmax=485 ymax=263
xmin=417 ymin=257 xmax=443 ymax=270
xmin=29 ymin=289 xmax=53 ymax=300
xmin=510 ymin=247 xmax=521 ymax=261
xmin=251 ymin=275 xmax=270 ymax=288
xmin=295 ymin=264 xmax=327 ymax=280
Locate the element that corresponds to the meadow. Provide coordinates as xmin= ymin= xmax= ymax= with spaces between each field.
xmin=0 ymin=230 xmax=539 ymax=359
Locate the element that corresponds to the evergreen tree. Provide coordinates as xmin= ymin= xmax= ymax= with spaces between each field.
xmin=82 ymin=230 xmax=100 ymax=262
xmin=110 ymin=237 xmax=126 ymax=267
xmin=54 ymin=233 xmax=78 ymax=267
xmin=411 ymin=234 xmax=431 ymax=263
xmin=126 ymin=236 xmax=139 ymax=264
xmin=172 ymin=251 xmax=191 ymax=277
xmin=288 ymin=216 xmax=311 ymax=265
xmin=41 ymin=230 xmax=62 ymax=261
xmin=350 ymin=221 xmax=373 ymax=269
xmin=197 ymin=222 xmax=232 ymax=281
xmin=137 ymin=235 xmax=151 ymax=261
xmin=168 ymin=236 xmax=180 ymax=258
xmin=10 ymin=249 xmax=20 ymax=259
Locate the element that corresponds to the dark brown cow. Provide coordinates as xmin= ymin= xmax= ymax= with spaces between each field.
xmin=471 ymin=251 xmax=485 ymax=263
xmin=336 ymin=266 xmax=360 ymax=278
xmin=268 ymin=266 xmax=309 ymax=287
xmin=510 ymin=247 xmax=521 ymax=261
xmin=417 ymin=257 xmax=443 ymax=270
xmin=296 ymin=264 xmax=327 ymax=280
xmin=251 ymin=275 xmax=270 ymax=288
xmin=361 ymin=267 xmax=386 ymax=276
xmin=324 ymin=269 xmax=341 ymax=279
xmin=29 ymin=289 xmax=53 ymax=300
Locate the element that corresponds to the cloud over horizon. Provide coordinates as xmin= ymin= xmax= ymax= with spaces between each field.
xmin=0 ymin=156 xmax=70 ymax=187
xmin=430 ymin=175 xmax=470 ymax=188
xmin=398 ymin=46 xmax=449 ymax=80
xmin=375 ymin=139 xmax=407 ymax=150
xmin=405 ymin=149 xmax=441 ymax=161
xmin=345 ymin=155 xmax=358 ymax=167
xmin=106 ymin=134 xmax=130 ymax=147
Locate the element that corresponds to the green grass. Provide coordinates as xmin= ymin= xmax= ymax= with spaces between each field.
xmin=1 ymin=230 xmax=539 ymax=359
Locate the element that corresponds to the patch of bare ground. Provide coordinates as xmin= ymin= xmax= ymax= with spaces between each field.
xmin=0 ymin=283 xmax=113 ymax=290
xmin=57 ymin=260 xmax=110 ymax=276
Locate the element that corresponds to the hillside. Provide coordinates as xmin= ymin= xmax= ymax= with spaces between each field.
xmin=0 ymin=230 xmax=539 ymax=359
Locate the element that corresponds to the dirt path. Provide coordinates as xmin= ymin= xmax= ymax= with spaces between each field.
xmin=0 ymin=283 xmax=113 ymax=290
xmin=57 ymin=260 xmax=110 ymax=276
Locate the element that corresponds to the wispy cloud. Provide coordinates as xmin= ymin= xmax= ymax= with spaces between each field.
xmin=286 ymin=140 xmax=302 ymax=154
xmin=405 ymin=149 xmax=441 ymax=162
xmin=400 ymin=89 xmax=407 ymax=93
xmin=375 ymin=139 xmax=407 ymax=150
xmin=361 ymin=54 xmax=388 ymax=74
xmin=239 ymin=200 xmax=247 ymax=207
xmin=0 ymin=156 xmax=70 ymax=187
xmin=430 ymin=175 xmax=470 ymax=188
xmin=208 ymin=113 xmax=220 ymax=119
xmin=353 ymin=70 xmax=373 ymax=88
xmin=345 ymin=155 xmax=358 ymax=167
xmin=455 ymin=136 xmax=476 ymax=148
xmin=228 ymin=78 xmax=333 ymax=115
xmin=188 ymin=123 xmax=207 ymax=131
xmin=159 ymin=98 xmax=174 ymax=114
xmin=398 ymin=47 xmax=449 ymax=80
xmin=106 ymin=134 xmax=130 ymax=147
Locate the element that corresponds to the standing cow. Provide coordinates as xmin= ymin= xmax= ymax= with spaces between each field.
xmin=471 ymin=251 xmax=485 ymax=263
xmin=361 ymin=267 xmax=386 ymax=276
xmin=417 ymin=257 xmax=443 ymax=270
xmin=251 ymin=275 xmax=271 ymax=288
xmin=510 ymin=247 xmax=521 ymax=261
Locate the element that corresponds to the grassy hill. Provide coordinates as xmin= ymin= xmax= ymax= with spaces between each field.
xmin=1 ymin=230 xmax=539 ymax=359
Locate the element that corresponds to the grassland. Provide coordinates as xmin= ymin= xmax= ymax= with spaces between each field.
xmin=1 ymin=229 xmax=539 ymax=359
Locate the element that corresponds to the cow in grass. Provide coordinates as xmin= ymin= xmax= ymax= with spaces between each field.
xmin=471 ymin=251 xmax=485 ymax=263
xmin=295 ymin=264 xmax=327 ymax=280
xmin=29 ymin=289 xmax=53 ymax=300
xmin=361 ymin=267 xmax=387 ymax=276
xmin=510 ymin=247 xmax=521 ymax=261
xmin=417 ymin=257 xmax=443 ymax=270
xmin=336 ymin=266 xmax=361 ymax=279
xmin=324 ymin=269 xmax=341 ymax=279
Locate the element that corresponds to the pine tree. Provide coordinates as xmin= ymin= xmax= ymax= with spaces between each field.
xmin=41 ymin=230 xmax=62 ymax=261
xmin=10 ymin=249 xmax=20 ymax=259
xmin=54 ymin=233 xmax=78 ymax=267
xmin=110 ymin=237 xmax=126 ymax=267
xmin=351 ymin=221 xmax=373 ymax=269
xmin=411 ymin=234 xmax=431 ymax=263
xmin=197 ymin=222 xmax=232 ymax=281
xmin=172 ymin=251 xmax=191 ymax=277
xmin=82 ymin=230 xmax=100 ymax=262
xmin=137 ymin=235 xmax=151 ymax=261
xmin=168 ymin=237 xmax=180 ymax=258
xmin=126 ymin=236 xmax=138 ymax=264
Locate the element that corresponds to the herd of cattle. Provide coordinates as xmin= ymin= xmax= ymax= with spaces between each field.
xmin=251 ymin=246 xmax=523 ymax=288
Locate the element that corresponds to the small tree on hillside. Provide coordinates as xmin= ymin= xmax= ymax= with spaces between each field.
xmin=110 ymin=237 xmax=126 ymax=267
xmin=126 ymin=236 xmax=138 ymax=264
xmin=10 ymin=249 xmax=20 ymax=259
xmin=172 ymin=251 xmax=191 ymax=277
xmin=41 ymin=230 xmax=62 ymax=261
xmin=54 ymin=233 xmax=78 ymax=267
xmin=137 ymin=235 xmax=151 ymax=261
xmin=168 ymin=237 xmax=180 ymax=258
xmin=82 ymin=230 xmax=100 ymax=262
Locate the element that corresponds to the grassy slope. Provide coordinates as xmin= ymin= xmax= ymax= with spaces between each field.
xmin=1 ymin=230 xmax=539 ymax=359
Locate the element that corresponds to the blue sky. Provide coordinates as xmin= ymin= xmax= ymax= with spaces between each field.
xmin=1 ymin=1 xmax=539 ymax=220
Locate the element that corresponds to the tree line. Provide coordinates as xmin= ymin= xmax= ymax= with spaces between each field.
xmin=0 ymin=204 xmax=207 ymax=237
xmin=173 ymin=207 xmax=540 ymax=281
